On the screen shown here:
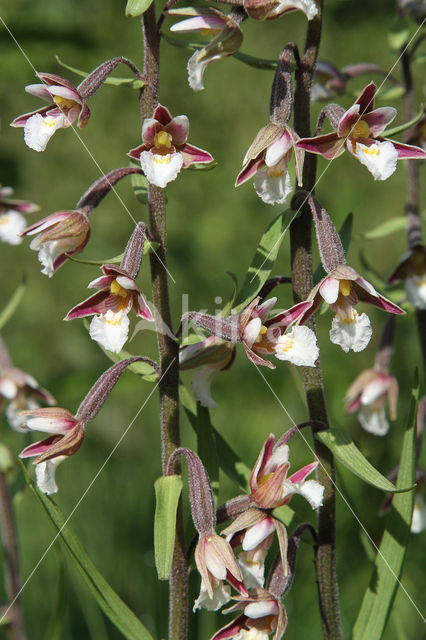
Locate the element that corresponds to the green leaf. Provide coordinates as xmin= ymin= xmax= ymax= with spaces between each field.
xmin=131 ymin=171 xmax=149 ymax=205
xmin=44 ymin=547 xmax=65 ymax=640
xmin=359 ymin=249 xmax=387 ymax=289
xmin=388 ymin=16 xmax=411 ymax=51
xmin=180 ymin=385 xmax=251 ymax=492
xmin=363 ymin=216 xmax=407 ymax=240
xmin=197 ymin=404 xmax=219 ymax=502
xmin=315 ymin=429 xmax=413 ymax=493
xmin=55 ymin=56 xmax=144 ymax=89
xmin=154 ymin=475 xmax=183 ymax=580
xmin=384 ymin=105 xmax=425 ymax=138
xmin=221 ymin=272 xmax=239 ymax=317
xmin=413 ymin=52 xmax=426 ymax=64
xmin=233 ymin=209 xmax=297 ymax=313
xmin=99 ymin=346 xmax=159 ymax=382
xmin=66 ymin=240 xmax=159 ymax=266
xmin=234 ymin=51 xmax=278 ymax=70
xmin=353 ymin=375 xmax=418 ymax=639
xmin=0 ymin=278 xmax=26 ymax=331
xmin=125 ymin=0 xmax=154 ymax=17
xmin=187 ymin=161 xmax=218 ymax=171
xmin=23 ymin=464 xmax=154 ymax=640
xmin=375 ymin=86 xmax=405 ymax=101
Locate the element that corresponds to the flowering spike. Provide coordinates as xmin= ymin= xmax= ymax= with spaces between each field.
xmin=76 ymin=167 xmax=143 ymax=213
xmin=76 ymin=357 xmax=150 ymax=424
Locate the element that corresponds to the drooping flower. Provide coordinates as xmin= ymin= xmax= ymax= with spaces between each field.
xmin=243 ymin=0 xmax=318 ymax=22
xmin=210 ymin=588 xmax=287 ymax=640
xmin=0 ymin=367 xmax=55 ymax=432
xmin=0 ymin=186 xmax=39 ymax=246
xmin=236 ymin=124 xmax=304 ymax=205
xmin=128 ymin=105 xmax=213 ymax=188
xmin=388 ymin=244 xmax=426 ymax=310
xmin=11 ymin=73 xmax=90 ymax=152
xmin=19 ymin=408 xmax=84 ymax=494
xmin=179 ymin=336 xmax=235 ymax=408
xmin=169 ymin=7 xmax=243 ymax=92
xmin=66 ymin=223 xmax=153 ymax=353
xmin=297 ymin=82 xmax=426 ymax=180
xmin=21 ymin=209 xmax=90 ymax=277
xmin=346 ymin=368 xmax=398 ymax=435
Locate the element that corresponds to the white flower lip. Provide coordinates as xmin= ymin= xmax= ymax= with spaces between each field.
xmin=139 ymin=150 xmax=183 ymax=188
xmin=89 ymin=310 xmax=130 ymax=353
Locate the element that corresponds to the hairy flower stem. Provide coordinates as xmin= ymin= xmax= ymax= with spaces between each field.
xmin=0 ymin=471 xmax=26 ymax=640
xmin=290 ymin=3 xmax=342 ymax=638
xmin=140 ymin=7 xmax=187 ymax=640
xmin=401 ymin=46 xmax=426 ymax=371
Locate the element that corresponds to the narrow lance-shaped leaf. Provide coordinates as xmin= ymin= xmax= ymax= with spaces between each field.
xmin=353 ymin=373 xmax=418 ymax=639
xmin=125 ymin=0 xmax=155 ymax=18
xmin=22 ymin=464 xmax=154 ymax=640
xmin=363 ymin=217 xmax=407 ymax=240
xmin=315 ymin=429 xmax=414 ymax=493
xmin=233 ymin=209 xmax=297 ymax=313
xmin=0 ymin=278 xmax=26 ymax=331
xmin=154 ymin=475 xmax=183 ymax=580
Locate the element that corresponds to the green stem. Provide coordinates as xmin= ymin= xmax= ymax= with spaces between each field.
xmin=140 ymin=8 xmax=188 ymax=640
xmin=290 ymin=2 xmax=342 ymax=638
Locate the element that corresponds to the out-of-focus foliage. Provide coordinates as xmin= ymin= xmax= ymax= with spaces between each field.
xmin=0 ymin=0 xmax=425 ymax=638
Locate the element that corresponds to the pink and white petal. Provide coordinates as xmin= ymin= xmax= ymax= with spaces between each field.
xmin=180 ymin=142 xmax=213 ymax=167
xmin=0 ymin=378 xmax=18 ymax=399
xmin=235 ymin=157 xmax=264 ymax=187
xmin=264 ymin=130 xmax=292 ymax=167
xmin=89 ymin=311 xmax=130 ymax=353
xmin=411 ymin=494 xmax=426 ymax=534
xmin=166 ymin=115 xmax=190 ymax=146
xmin=385 ymin=138 xmax=426 ymax=160
xmin=360 ymin=377 xmax=389 ymax=406
xmin=268 ymin=300 xmax=313 ymax=328
xmin=65 ymin=291 xmax=111 ymax=320
xmin=24 ymin=113 xmax=69 ymax=152
xmin=152 ymin=104 xmax=172 ymax=126
xmin=253 ymin=161 xmax=292 ymax=205
xmin=46 ymin=85 xmax=82 ymax=103
xmin=363 ymin=107 xmax=396 ymax=136
xmin=140 ymin=150 xmax=183 ymax=188
xmin=88 ymin=275 xmax=112 ymax=289
xmin=193 ymin=579 xmax=231 ymax=612
xmin=405 ymin=274 xmax=426 ymax=309
xmin=355 ymin=82 xmax=376 ymax=114
xmin=115 ymin=275 xmax=137 ymax=290
xmin=354 ymin=139 xmax=398 ymax=180
xmin=244 ymin=344 xmax=275 ymax=369
xmin=297 ymin=132 xmax=345 ymax=159
xmin=25 ymin=84 xmax=55 ymax=101
xmin=127 ymin=143 xmax=148 ymax=161
xmin=170 ymin=15 xmax=225 ymax=32
xmin=358 ymin=407 xmax=389 ymax=436
xmin=288 ymin=461 xmax=318 ymax=484
xmin=256 ymin=297 xmax=277 ymax=322
xmin=21 ymin=210 xmax=69 ymax=236
xmin=284 ymin=478 xmax=324 ymax=509
xmin=264 ymin=444 xmax=289 ymax=472
xmin=134 ymin=294 xmax=154 ymax=321
xmin=319 ymin=277 xmax=340 ymax=304
xmin=238 ymin=552 xmax=265 ymax=589
xmin=20 ymin=435 xmax=58 ymax=459
xmin=273 ymin=326 xmax=319 ymax=367
xmin=244 ymin=600 xmax=279 ymax=619
xmin=337 ymin=104 xmax=361 ymax=137
xmin=35 ymin=456 xmax=67 ymax=495
xmin=191 ymin=366 xmax=218 ymax=409
xmin=250 ymin=435 xmax=275 ymax=491
xmin=0 ymin=211 xmax=26 ymax=245
xmin=242 ymin=518 xmax=275 ymax=551
xmin=23 ymin=415 xmax=75 ymax=434
xmin=354 ymin=283 xmax=404 ymax=314
xmin=142 ymin=118 xmax=161 ymax=145
xmin=243 ymin=317 xmax=262 ymax=347
xmin=329 ymin=311 xmax=372 ymax=353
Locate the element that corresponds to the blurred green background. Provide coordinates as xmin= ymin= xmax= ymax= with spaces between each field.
xmin=0 ymin=0 xmax=425 ymax=638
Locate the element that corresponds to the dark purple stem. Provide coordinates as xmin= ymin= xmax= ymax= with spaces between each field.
xmin=140 ymin=7 xmax=186 ymax=639
xmin=290 ymin=1 xmax=342 ymax=637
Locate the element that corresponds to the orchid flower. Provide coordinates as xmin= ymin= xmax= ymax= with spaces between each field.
xmin=210 ymin=588 xmax=287 ymax=640
xmin=19 ymin=408 xmax=84 ymax=494
xmin=179 ymin=336 xmax=235 ymax=408
xmin=0 ymin=186 xmax=39 ymax=245
xmin=346 ymin=368 xmax=398 ymax=436
xmin=21 ymin=209 xmax=90 ymax=277
xmin=236 ymin=124 xmax=303 ymax=205
xmin=388 ymin=244 xmax=426 ymax=310
xmin=128 ymin=104 xmax=213 ymax=187
xmin=297 ymin=82 xmax=426 ymax=180
xmin=243 ymin=0 xmax=318 ymax=22
xmin=169 ymin=7 xmax=243 ymax=92
xmin=11 ymin=73 xmax=90 ymax=152
xmin=0 ymin=367 xmax=55 ymax=432
xmin=66 ymin=223 xmax=153 ymax=353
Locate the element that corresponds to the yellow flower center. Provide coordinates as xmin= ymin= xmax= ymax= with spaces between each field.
xmin=154 ymin=130 xmax=173 ymax=154
xmin=339 ymin=280 xmax=352 ymax=296
xmin=53 ymin=96 xmax=77 ymax=110
xmin=350 ymin=120 xmax=370 ymax=140
xmin=110 ymin=280 xmax=128 ymax=297
xmin=0 ymin=215 xmax=9 ymax=226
